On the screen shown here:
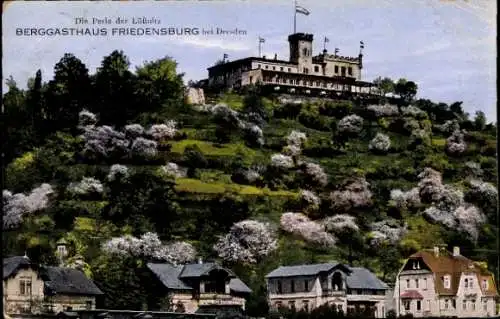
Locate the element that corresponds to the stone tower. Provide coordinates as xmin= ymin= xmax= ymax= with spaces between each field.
xmin=288 ymin=33 xmax=313 ymax=74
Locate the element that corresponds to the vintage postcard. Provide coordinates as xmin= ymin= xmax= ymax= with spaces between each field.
xmin=2 ymin=1 xmax=497 ymax=318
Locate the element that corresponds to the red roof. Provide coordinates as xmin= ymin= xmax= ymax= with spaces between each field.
xmin=400 ymin=290 xmax=424 ymax=299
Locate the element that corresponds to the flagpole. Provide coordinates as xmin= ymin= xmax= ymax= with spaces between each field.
xmin=293 ymin=0 xmax=297 ymax=34
xmin=258 ymin=38 xmax=262 ymax=57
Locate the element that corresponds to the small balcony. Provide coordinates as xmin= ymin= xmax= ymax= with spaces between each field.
xmin=199 ymin=293 xmax=232 ymax=300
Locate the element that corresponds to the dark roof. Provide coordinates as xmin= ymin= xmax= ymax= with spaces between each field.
xmin=345 ymin=267 xmax=389 ymax=290
xmin=3 ymin=256 xmax=33 ymax=279
xmin=265 ymin=262 xmax=341 ymax=278
xmin=41 ymin=266 xmax=104 ymax=296
xmin=229 ymin=278 xmax=252 ymax=294
xmin=266 ymin=263 xmax=388 ymax=290
xmin=147 ymin=262 xmax=251 ymax=294
xmin=179 ymin=262 xmax=235 ymax=278
xmin=147 ymin=263 xmax=192 ymax=290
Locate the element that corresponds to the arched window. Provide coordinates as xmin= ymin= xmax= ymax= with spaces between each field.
xmin=303 ymin=48 xmax=307 ymax=56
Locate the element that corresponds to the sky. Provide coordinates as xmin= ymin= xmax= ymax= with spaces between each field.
xmin=2 ymin=0 xmax=497 ymax=121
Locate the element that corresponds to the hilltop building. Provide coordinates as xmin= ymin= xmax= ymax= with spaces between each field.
xmin=266 ymin=262 xmax=389 ymax=318
xmin=3 ymin=255 xmax=103 ymax=315
xmin=393 ymin=246 xmax=498 ymax=317
xmin=146 ymin=260 xmax=252 ymax=316
xmin=205 ymin=33 xmax=376 ymax=98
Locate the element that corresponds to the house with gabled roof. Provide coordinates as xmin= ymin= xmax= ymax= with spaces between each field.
xmin=146 ymin=259 xmax=252 ymax=315
xmin=3 ymin=255 xmax=103 ymax=315
xmin=394 ymin=246 xmax=498 ymax=317
xmin=265 ymin=262 xmax=389 ymax=318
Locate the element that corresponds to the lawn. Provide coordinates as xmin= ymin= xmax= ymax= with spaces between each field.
xmin=175 ymin=178 xmax=298 ymax=198
xmin=170 ymin=139 xmax=256 ymax=158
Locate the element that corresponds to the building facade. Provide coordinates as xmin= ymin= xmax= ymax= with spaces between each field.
xmin=394 ymin=246 xmax=498 ymax=317
xmin=3 ymin=255 xmax=103 ymax=315
xmin=206 ymin=33 xmax=376 ymax=98
xmin=266 ymin=262 xmax=389 ymax=318
xmin=147 ymin=260 xmax=252 ymax=315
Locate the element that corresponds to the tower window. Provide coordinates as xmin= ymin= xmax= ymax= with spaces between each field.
xmin=334 ymin=65 xmax=339 ymax=73
xmin=314 ymin=66 xmax=319 ymax=72
xmin=348 ymin=67 xmax=353 ymax=75
xmin=280 ymin=67 xmax=283 ymax=71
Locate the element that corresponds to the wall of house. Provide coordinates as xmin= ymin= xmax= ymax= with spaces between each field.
xmin=455 ymin=272 xmax=493 ymax=317
xmin=4 ymin=269 xmax=45 ymax=314
xmin=394 ymin=272 xmax=437 ymax=317
xmin=323 ymin=60 xmax=361 ymax=80
xmin=241 ymin=69 xmax=263 ymax=86
xmin=170 ymin=292 xmax=246 ymax=314
xmin=267 ymin=277 xmax=324 ymax=310
xmin=250 ymin=61 xmax=298 ymax=73
xmin=48 ymin=295 xmax=97 ymax=313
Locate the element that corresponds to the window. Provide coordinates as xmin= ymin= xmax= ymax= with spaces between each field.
xmin=452 ymin=299 xmax=456 ymax=309
xmin=275 ymin=301 xmax=282 ymax=309
xmin=57 ymin=245 xmax=66 ymax=255
xmin=443 ymin=275 xmax=450 ymax=289
xmin=483 ymin=300 xmax=488 ymax=311
xmin=404 ymin=301 xmax=410 ymax=311
xmin=423 ymin=278 xmax=427 ymax=289
xmin=303 ymin=48 xmax=307 ymax=56
xmin=65 ymin=306 xmax=73 ymax=311
xmin=272 ymin=66 xmax=276 ymax=70
xmin=288 ymin=68 xmax=291 ymax=72
xmin=280 ymin=67 xmax=283 ymax=71
xmin=416 ymin=261 xmax=421 ymax=269
xmin=291 ymin=280 xmax=295 ymax=293
xmin=314 ymin=66 xmax=319 ymax=73
xmin=303 ymin=68 xmax=309 ymax=74
xmin=465 ymin=278 xmax=469 ymax=288
xmin=249 ymin=76 xmax=253 ymax=84
xmin=337 ymin=304 xmax=343 ymax=312
xmin=348 ymin=67 xmax=353 ymax=75
xmin=444 ymin=299 xmax=449 ymax=310
xmin=19 ymin=279 xmax=32 ymax=296
xmin=426 ymin=300 xmax=431 ymax=311
xmin=289 ymin=301 xmax=296 ymax=311
xmin=277 ymin=280 xmax=282 ymax=293
xmin=85 ymin=301 xmax=92 ymax=310
xmin=303 ymin=300 xmax=309 ymax=312
xmin=356 ymin=289 xmax=362 ymax=295
xmin=416 ymin=301 xmax=421 ymax=311
xmin=463 ymin=300 xmax=467 ymax=310
xmin=304 ymin=280 xmax=309 ymax=291
xmin=334 ymin=65 xmax=339 ymax=73
xmin=472 ymin=300 xmax=476 ymax=310
xmin=416 ymin=279 xmax=419 ymax=289
xmin=482 ymin=279 xmax=489 ymax=290
xmin=406 ymin=279 xmax=410 ymax=289
xmin=469 ymin=278 xmax=474 ymax=288
xmin=257 ymin=64 xmax=261 ymax=69
xmin=265 ymin=65 xmax=268 ymax=69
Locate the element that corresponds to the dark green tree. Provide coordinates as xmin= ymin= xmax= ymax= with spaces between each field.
xmin=394 ymin=78 xmax=418 ymax=104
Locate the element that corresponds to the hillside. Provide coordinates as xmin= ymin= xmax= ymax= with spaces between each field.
xmin=2 ymin=51 xmax=498 ymax=316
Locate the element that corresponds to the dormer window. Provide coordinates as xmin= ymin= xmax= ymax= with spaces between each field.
xmin=443 ymin=275 xmax=451 ymax=289
xmin=482 ymin=279 xmax=489 ymax=290
xmin=465 ymin=278 xmax=469 ymax=288
xmin=416 ymin=261 xmax=421 ymax=269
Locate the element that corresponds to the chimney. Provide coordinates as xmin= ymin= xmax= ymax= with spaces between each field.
xmin=434 ymin=246 xmax=440 ymax=257
xmin=198 ymin=257 xmax=203 ymax=264
xmin=262 ymin=55 xmax=266 ymax=59
xmin=453 ymin=246 xmax=460 ymax=257
xmin=274 ymin=53 xmax=277 ymax=60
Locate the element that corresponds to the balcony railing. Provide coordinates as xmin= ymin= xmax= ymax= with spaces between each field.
xmin=322 ymin=289 xmax=346 ymax=297
xmin=199 ymin=293 xmax=232 ymax=300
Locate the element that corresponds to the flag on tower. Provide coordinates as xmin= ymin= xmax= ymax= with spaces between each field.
xmin=223 ymin=53 xmax=228 ymax=59
xmin=334 ymin=48 xmax=339 ymax=54
xmin=360 ymin=41 xmax=365 ymax=49
xmin=324 ymin=37 xmax=330 ymax=43
xmin=295 ymin=5 xmax=310 ymax=16
xmin=259 ymin=37 xmax=265 ymax=43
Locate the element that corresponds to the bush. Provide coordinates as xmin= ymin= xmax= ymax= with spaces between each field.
xmin=274 ymin=103 xmax=303 ymax=119
xmin=318 ymin=100 xmax=353 ymax=118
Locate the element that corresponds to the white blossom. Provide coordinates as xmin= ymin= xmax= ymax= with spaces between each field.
xmin=147 ymin=121 xmax=177 ymax=141
xmin=69 ymin=177 xmax=104 ymax=195
xmin=436 ymin=120 xmax=460 ymax=134
xmin=3 ymin=184 xmax=54 ymax=229
xmin=161 ymin=162 xmax=187 ymax=178
xmin=286 ymin=130 xmax=307 ymax=147
xmin=464 ymin=162 xmax=483 ymax=178
xmin=212 ymin=104 xmax=244 ymax=128
xmin=390 ymin=188 xmax=421 ymax=210
xmin=369 ymin=133 xmax=391 ymax=153
xmin=300 ymin=190 xmax=321 ymax=207
xmin=417 ymin=168 xmax=445 ymax=202
xmin=280 ymin=212 xmax=336 ymax=248
xmin=446 ymin=130 xmax=467 ymax=155
xmin=124 ymin=124 xmax=145 ymax=139
xmin=454 ymin=205 xmax=486 ymax=241
xmin=401 ymin=105 xmax=426 ymax=118
xmin=81 ymin=125 xmax=127 ymax=158
xmin=78 ymin=109 xmax=97 ymax=127
xmin=107 ymin=164 xmax=129 ymax=182
xmin=323 ymin=214 xmax=359 ymax=233
xmin=369 ymin=220 xmax=407 ymax=245
xmin=282 ymin=144 xmax=302 ymax=157
xmin=102 ymin=232 xmax=197 ymax=264
xmin=131 ymin=137 xmax=158 ymax=158
xmin=423 ymin=206 xmax=457 ymax=228
xmin=366 ymin=104 xmax=399 ymax=117
xmin=466 ymin=179 xmax=498 ymax=208
xmin=338 ymin=115 xmax=364 ymax=134
xmin=213 ymin=220 xmax=278 ymax=264
xmin=270 ymin=154 xmax=294 ymax=169
xmin=303 ymin=162 xmax=328 ymax=186
xmin=329 ymin=177 xmax=372 ymax=212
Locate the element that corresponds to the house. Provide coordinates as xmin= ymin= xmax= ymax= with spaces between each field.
xmin=205 ymin=33 xmax=376 ymax=98
xmin=146 ymin=259 xmax=252 ymax=315
xmin=393 ymin=246 xmax=498 ymax=317
xmin=3 ymin=255 xmax=104 ymax=315
xmin=266 ymin=262 xmax=389 ymax=318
